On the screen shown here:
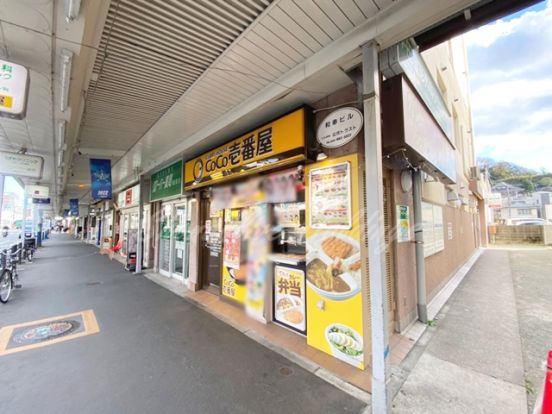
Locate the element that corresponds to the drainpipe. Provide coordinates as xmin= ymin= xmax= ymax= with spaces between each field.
xmin=412 ymin=169 xmax=428 ymax=323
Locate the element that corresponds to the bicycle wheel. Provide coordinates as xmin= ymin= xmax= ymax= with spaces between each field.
xmin=0 ymin=268 xmax=12 ymax=303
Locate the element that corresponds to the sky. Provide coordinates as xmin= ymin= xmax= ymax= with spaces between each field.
xmin=464 ymin=0 xmax=552 ymax=172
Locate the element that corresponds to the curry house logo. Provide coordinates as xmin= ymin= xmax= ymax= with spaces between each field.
xmin=193 ymin=158 xmax=204 ymax=182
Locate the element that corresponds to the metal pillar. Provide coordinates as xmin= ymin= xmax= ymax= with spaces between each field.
xmin=412 ymin=169 xmax=428 ymax=323
xmin=0 ymin=175 xmax=4 ymax=227
xmin=362 ymin=41 xmax=390 ymax=414
xmin=135 ymin=175 xmax=144 ymax=274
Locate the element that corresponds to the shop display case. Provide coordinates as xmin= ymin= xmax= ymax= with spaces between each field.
xmin=270 ymin=201 xmax=307 ymax=335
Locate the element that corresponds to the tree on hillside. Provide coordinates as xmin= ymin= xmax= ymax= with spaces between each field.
xmin=538 ymin=177 xmax=552 ymax=188
xmin=518 ymin=178 xmax=535 ymax=193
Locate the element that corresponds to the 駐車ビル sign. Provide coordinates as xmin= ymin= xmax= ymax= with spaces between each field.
xmin=317 ymin=107 xmax=363 ymax=148
xmin=150 ymin=160 xmax=182 ymax=201
xmin=184 ymin=108 xmax=310 ymax=191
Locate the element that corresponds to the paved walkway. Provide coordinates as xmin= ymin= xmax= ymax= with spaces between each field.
xmin=392 ymin=247 xmax=552 ymax=414
xmin=0 ymin=235 xmax=366 ymax=414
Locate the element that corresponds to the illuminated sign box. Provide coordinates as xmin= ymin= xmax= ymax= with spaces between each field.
xmin=0 ymin=59 xmax=30 ymax=120
xmin=184 ymin=107 xmax=313 ymax=191
xmin=0 ymin=151 xmax=43 ymax=179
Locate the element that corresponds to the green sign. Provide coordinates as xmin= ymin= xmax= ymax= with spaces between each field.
xmin=150 ymin=160 xmax=182 ymax=201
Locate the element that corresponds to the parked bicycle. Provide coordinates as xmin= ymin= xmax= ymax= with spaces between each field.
xmin=0 ymin=247 xmax=22 ymax=304
xmin=23 ymin=237 xmax=36 ymax=263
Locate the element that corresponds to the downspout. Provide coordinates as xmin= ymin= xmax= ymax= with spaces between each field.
xmin=412 ymin=168 xmax=428 ymax=323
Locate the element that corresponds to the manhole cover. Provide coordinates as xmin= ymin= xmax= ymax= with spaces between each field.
xmin=86 ymin=282 xmax=101 ymax=286
xmin=12 ymin=320 xmax=81 ymax=345
xmin=279 ymin=366 xmax=293 ymax=376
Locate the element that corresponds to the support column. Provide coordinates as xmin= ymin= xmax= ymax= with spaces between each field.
xmin=136 ymin=176 xmax=144 ymax=274
xmin=412 ymin=169 xmax=428 ymax=323
xmin=0 ymin=175 xmax=4 ymax=227
xmin=362 ymin=41 xmax=390 ymax=414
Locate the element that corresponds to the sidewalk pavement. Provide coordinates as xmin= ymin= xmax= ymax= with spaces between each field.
xmin=392 ymin=248 xmax=532 ymax=413
xmin=0 ymin=235 xmax=366 ymax=414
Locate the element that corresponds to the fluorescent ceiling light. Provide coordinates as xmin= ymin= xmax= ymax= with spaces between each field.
xmin=57 ymin=150 xmax=65 ymax=167
xmin=57 ymin=120 xmax=67 ymax=150
xmin=60 ymin=49 xmax=73 ymax=112
xmin=64 ymin=0 xmax=81 ymax=23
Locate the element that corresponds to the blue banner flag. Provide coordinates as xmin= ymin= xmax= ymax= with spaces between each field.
xmin=89 ymin=158 xmax=112 ymax=200
xmin=70 ymin=199 xmax=79 ymax=216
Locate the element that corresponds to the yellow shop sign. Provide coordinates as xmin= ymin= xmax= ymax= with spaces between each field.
xmin=184 ymin=107 xmax=310 ymax=190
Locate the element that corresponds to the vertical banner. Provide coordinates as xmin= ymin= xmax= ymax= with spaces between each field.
xmin=306 ymin=153 xmax=365 ymax=369
xmin=89 ymin=159 xmax=112 ymax=200
xmin=69 ymin=199 xmax=79 ymax=216
xmin=245 ymin=204 xmax=270 ymax=322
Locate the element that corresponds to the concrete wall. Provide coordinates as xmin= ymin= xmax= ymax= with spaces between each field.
xmin=491 ymin=225 xmax=551 ymax=245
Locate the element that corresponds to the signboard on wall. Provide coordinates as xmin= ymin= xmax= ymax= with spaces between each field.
xmin=306 ymin=153 xmax=365 ymax=369
xmin=118 ymin=184 xmax=140 ymax=209
xmin=25 ymin=185 xmax=49 ymax=198
xmin=309 ymin=162 xmax=352 ymax=229
xmin=396 ymin=205 xmax=410 ymax=242
xmin=89 ymin=159 xmax=112 ymax=200
xmin=150 ymin=160 xmax=182 ymax=201
xmin=274 ymin=265 xmax=306 ymax=334
xmin=32 ymin=197 xmax=51 ymax=205
xmin=422 ymin=202 xmax=445 ymax=257
xmin=487 ymin=193 xmax=502 ymax=209
xmin=316 ymin=107 xmax=363 ymax=148
xmin=0 ymin=151 xmax=43 ymax=178
xmin=184 ymin=108 xmax=308 ymax=190
xmin=0 ymin=59 xmax=30 ymax=119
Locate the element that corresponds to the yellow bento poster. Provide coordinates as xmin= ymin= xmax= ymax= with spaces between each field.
xmin=306 ymin=153 xmax=365 ymax=369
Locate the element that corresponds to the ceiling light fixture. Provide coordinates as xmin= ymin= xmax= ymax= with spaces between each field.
xmin=60 ymin=49 xmax=73 ymax=112
xmin=57 ymin=150 xmax=65 ymax=168
xmin=64 ymin=0 xmax=81 ymax=23
xmin=57 ymin=120 xmax=67 ymax=150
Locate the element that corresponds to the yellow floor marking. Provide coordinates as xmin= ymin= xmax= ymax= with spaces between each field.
xmin=0 ymin=309 xmax=100 ymax=356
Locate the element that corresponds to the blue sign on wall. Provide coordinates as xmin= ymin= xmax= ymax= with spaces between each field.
xmin=69 ymin=199 xmax=79 ymax=216
xmin=89 ymin=158 xmax=112 ymax=200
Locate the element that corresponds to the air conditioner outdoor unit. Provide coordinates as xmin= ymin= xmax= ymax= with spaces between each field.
xmin=469 ymin=166 xmax=480 ymax=180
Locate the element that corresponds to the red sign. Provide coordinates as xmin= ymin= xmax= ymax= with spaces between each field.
xmin=125 ymin=188 xmax=132 ymax=206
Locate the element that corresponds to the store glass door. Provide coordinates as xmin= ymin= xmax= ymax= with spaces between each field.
xmin=172 ymin=204 xmax=187 ymax=280
xmin=121 ymin=214 xmax=129 ymax=256
xmin=159 ymin=204 xmax=172 ymax=276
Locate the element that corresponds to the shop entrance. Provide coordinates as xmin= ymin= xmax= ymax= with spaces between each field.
xmin=199 ymin=193 xmax=222 ymax=291
xmin=158 ymin=200 xmax=191 ymax=281
xmin=118 ymin=206 xmax=150 ymax=269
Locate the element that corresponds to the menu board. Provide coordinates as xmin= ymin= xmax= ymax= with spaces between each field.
xmin=274 ymin=265 xmax=306 ymax=334
xmin=309 ymin=162 xmax=351 ymax=229
xmin=274 ymin=202 xmax=302 ymax=228
xmin=306 ymin=154 xmax=365 ymax=370
xmin=422 ymin=202 xmax=444 ymax=257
